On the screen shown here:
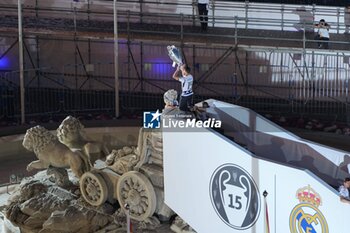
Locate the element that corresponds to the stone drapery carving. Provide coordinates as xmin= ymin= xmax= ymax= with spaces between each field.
xmin=105 ymin=146 xmax=139 ymax=175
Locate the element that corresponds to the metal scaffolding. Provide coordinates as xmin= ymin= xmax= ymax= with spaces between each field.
xmin=1 ymin=0 xmax=350 ymax=124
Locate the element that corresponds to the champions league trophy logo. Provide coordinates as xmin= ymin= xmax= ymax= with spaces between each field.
xmin=167 ymin=45 xmax=183 ymax=67
xmin=220 ymin=170 xmax=251 ymax=225
xmin=210 ymin=164 xmax=261 ymax=230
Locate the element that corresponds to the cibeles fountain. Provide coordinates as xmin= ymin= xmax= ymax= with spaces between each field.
xmin=0 ymin=115 xmax=195 ymax=233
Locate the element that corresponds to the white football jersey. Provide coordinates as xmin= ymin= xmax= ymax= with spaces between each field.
xmin=179 ymin=74 xmax=193 ymax=96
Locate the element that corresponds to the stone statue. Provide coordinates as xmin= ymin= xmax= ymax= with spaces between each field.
xmin=23 ymin=125 xmax=90 ymax=178
xmin=83 ymin=126 xmax=173 ymax=222
xmin=57 ymin=116 xmax=110 ymax=166
xmin=78 ymin=91 xmax=180 ymax=222
xmin=4 ymin=92 xmax=202 ymax=233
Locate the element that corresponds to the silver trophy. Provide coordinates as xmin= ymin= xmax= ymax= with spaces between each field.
xmin=167 ymin=45 xmax=183 ymax=67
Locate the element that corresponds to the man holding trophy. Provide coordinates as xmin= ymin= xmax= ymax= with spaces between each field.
xmin=172 ymin=64 xmax=194 ymax=112
xmin=167 ymin=45 xmax=194 ymax=112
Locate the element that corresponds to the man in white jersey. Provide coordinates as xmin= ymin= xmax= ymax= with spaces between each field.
xmin=339 ymin=177 xmax=350 ymax=204
xmin=172 ymin=64 xmax=194 ymax=112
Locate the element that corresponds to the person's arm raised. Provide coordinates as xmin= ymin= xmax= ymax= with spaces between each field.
xmin=172 ymin=66 xmax=181 ymax=81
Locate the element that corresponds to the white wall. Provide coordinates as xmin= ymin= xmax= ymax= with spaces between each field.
xmin=163 ymin=127 xmax=350 ymax=232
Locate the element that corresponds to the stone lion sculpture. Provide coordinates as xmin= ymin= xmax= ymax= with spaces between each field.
xmin=57 ymin=116 xmax=109 ymax=166
xmin=23 ymin=125 xmax=90 ymax=178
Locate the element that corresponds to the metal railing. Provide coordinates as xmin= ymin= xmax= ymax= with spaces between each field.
xmin=0 ymin=0 xmax=350 ymax=32
xmin=1 ymin=1 xmax=350 ymax=124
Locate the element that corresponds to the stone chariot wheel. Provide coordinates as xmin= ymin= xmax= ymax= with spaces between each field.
xmin=80 ymin=171 xmax=108 ymax=206
xmin=117 ymin=171 xmax=157 ymax=221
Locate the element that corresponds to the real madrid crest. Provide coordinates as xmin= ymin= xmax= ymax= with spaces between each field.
xmin=289 ymin=185 xmax=329 ymax=233
xmin=209 ymin=164 xmax=261 ymax=230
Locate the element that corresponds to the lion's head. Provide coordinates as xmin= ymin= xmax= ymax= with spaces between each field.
xmin=23 ymin=126 xmax=57 ymax=154
xmin=57 ymin=116 xmax=84 ymax=143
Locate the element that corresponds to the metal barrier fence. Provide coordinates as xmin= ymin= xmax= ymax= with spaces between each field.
xmin=2 ymin=43 xmax=350 ymax=123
